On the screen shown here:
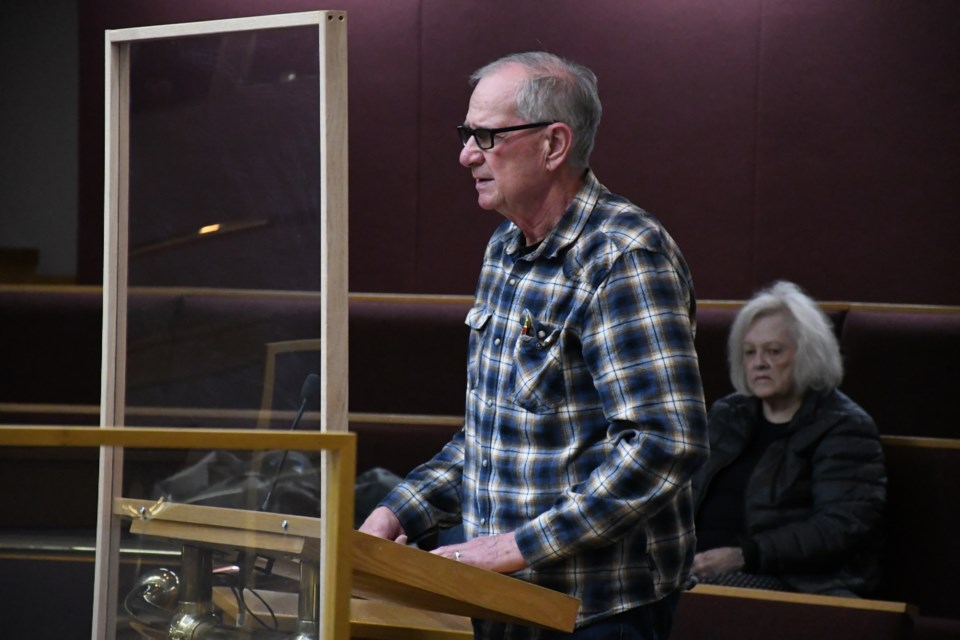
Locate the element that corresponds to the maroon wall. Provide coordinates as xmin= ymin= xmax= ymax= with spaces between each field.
xmin=78 ymin=0 xmax=960 ymax=304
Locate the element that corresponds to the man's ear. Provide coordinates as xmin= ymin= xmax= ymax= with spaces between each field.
xmin=543 ymin=123 xmax=574 ymax=171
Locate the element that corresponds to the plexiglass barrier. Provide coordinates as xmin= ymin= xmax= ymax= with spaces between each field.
xmin=97 ymin=11 xmax=349 ymax=639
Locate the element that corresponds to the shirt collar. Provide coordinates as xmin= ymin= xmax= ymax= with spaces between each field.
xmin=504 ymin=169 xmax=603 ymax=261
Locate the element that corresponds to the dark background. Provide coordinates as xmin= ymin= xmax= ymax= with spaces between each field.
xmin=48 ymin=0 xmax=960 ymax=303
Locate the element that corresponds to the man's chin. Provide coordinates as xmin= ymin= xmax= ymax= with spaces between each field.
xmin=476 ymin=196 xmax=499 ymax=211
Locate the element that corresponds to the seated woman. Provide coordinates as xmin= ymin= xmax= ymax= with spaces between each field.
xmin=691 ymin=281 xmax=886 ymax=597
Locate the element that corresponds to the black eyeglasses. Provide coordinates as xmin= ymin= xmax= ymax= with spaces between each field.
xmin=457 ymin=121 xmax=556 ymax=150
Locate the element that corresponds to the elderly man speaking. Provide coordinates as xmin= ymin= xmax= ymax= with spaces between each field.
xmin=361 ymin=51 xmax=708 ymax=640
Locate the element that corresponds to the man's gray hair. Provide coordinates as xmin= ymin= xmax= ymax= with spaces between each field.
xmin=727 ymin=280 xmax=844 ymax=396
xmin=470 ymin=52 xmax=602 ymax=170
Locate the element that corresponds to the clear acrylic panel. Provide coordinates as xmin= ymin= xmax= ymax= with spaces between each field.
xmin=123 ymin=25 xmax=323 ymax=431
xmin=117 ymin=444 xmax=331 ymax=639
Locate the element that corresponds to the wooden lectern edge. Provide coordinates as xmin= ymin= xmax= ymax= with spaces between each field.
xmin=689 ymin=583 xmax=918 ymax=617
xmin=114 ymin=498 xmax=579 ymax=633
xmin=349 ymin=598 xmax=472 ymax=638
xmin=351 ymin=530 xmax=578 ymax=632
xmin=118 ymin=497 xmax=322 ymax=561
xmin=127 ymin=518 xmax=319 ymax=561
xmin=115 ymin=498 xmax=323 ymax=537
xmin=350 ymin=575 xmax=534 ymax=630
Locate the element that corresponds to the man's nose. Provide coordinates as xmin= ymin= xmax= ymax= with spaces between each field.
xmin=460 ymin=138 xmax=483 ymax=167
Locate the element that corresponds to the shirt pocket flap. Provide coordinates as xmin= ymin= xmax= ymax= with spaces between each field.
xmin=465 ymin=303 xmax=493 ymax=331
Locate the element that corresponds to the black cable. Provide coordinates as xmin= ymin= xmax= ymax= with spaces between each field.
xmin=231 ymin=586 xmax=279 ymax=631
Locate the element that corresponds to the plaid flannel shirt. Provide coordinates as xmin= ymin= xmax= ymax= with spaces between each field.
xmin=381 ymin=172 xmax=708 ymax=632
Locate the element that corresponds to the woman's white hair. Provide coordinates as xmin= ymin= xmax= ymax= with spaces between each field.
xmin=727 ymin=280 xmax=843 ymax=396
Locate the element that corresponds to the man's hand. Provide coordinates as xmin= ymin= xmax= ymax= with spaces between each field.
xmin=358 ymin=506 xmax=408 ymax=545
xmin=431 ymin=531 xmax=529 ymax=574
xmin=691 ymin=546 xmax=745 ymax=580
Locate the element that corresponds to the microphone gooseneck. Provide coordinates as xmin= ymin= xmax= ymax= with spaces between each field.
xmin=258 ymin=373 xmax=321 ymax=511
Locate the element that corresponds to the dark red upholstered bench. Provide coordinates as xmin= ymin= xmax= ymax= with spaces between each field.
xmin=0 ymin=286 xmax=102 ymax=412
xmin=671 ymin=585 xmax=916 ymax=640
xmin=348 ymin=415 xmax=462 ymax=477
xmin=670 ymin=436 xmax=960 ymax=640
xmin=348 ymin=293 xmax=471 ymax=417
xmin=877 ymin=436 xmax=960 ymax=629
xmin=840 ymin=306 xmax=960 ymax=439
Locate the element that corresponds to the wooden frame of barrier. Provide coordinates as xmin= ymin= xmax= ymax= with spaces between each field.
xmin=98 ymin=10 xmax=349 ymax=638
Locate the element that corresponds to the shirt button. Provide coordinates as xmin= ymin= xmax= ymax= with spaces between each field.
xmin=482 ymin=459 xmax=488 ymax=468
xmin=481 ymin=518 xmax=487 ymax=526
xmin=494 ymin=338 xmax=501 ymax=346
xmin=487 ymin=398 xmax=493 ymax=407
xmin=537 ymin=330 xmax=546 ymax=339
xmin=508 ymin=278 xmax=517 ymax=286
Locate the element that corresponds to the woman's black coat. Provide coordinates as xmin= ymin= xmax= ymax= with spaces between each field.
xmin=691 ymin=389 xmax=887 ymax=595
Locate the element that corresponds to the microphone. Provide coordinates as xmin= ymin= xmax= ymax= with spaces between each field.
xmin=232 ymin=374 xmax=321 ymax=627
xmin=259 ymin=373 xmax=321 ymax=511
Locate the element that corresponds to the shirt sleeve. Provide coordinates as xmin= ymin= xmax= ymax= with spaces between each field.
xmin=376 ymin=429 xmax=467 ymax=541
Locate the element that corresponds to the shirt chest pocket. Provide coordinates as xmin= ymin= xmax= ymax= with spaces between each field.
xmin=511 ymin=327 xmax=566 ymax=414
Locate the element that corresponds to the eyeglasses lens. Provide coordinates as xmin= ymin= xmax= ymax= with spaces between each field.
xmin=474 ymin=129 xmax=493 ymax=149
xmin=458 ymin=126 xmax=494 ymax=150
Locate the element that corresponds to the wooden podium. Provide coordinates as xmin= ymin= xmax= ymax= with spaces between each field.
xmin=118 ymin=498 xmax=579 ymax=639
